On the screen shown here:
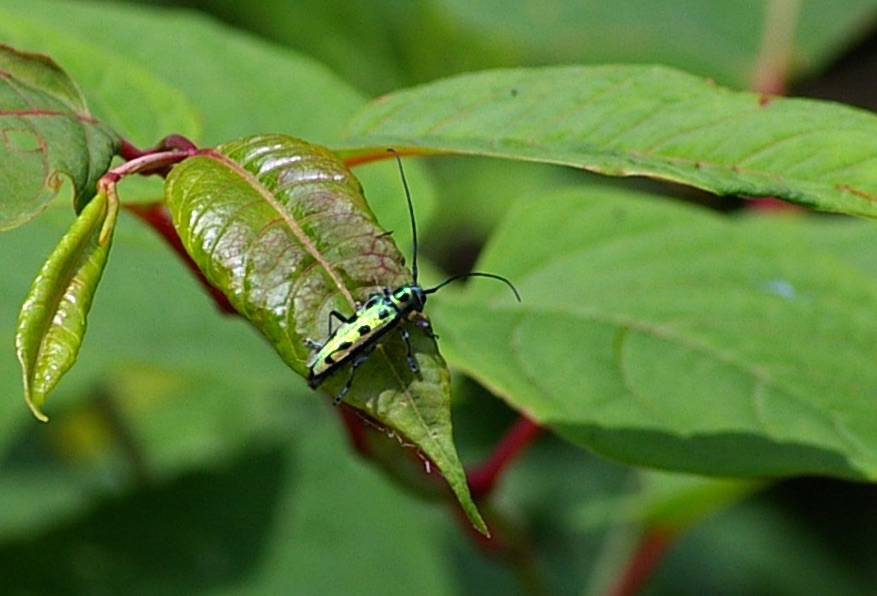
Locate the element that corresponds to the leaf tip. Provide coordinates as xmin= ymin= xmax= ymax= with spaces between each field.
xmin=451 ymin=478 xmax=490 ymax=536
xmin=26 ymin=400 xmax=49 ymax=423
xmin=472 ymin=514 xmax=490 ymax=537
xmin=21 ymin=376 xmax=49 ymax=423
xmin=16 ymin=337 xmax=48 ymax=422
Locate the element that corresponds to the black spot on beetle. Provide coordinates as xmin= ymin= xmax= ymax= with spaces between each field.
xmin=358 ymin=324 xmax=371 ymax=335
xmin=379 ymin=309 xmax=392 ymax=320
xmin=339 ymin=341 xmax=353 ymax=350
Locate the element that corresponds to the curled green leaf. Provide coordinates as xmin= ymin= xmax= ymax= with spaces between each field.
xmin=16 ymin=189 xmax=118 ymax=421
xmin=164 ymin=134 xmax=487 ymax=534
xmin=0 ymin=43 xmax=119 ymax=230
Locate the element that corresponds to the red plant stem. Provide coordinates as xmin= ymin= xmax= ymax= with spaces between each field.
xmin=124 ymin=202 xmax=237 ymax=315
xmin=119 ymin=135 xmax=199 ymax=161
xmin=750 ymin=0 xmax=797 ymax=96
xmin=607 ymin=530 xmax=674 ymax=596
xmin=119 ymin=138 xmax=146 ymax=161
xmin=467 ymin=415 xmax=543 ymax=498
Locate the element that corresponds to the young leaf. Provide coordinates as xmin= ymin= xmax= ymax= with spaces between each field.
xmin=16 ymin=189 xmax=118 ymax=421
xmin=346 ymin=65 xmax=877 ymax=219
xmin=164 ymin=135 xmax=487 ymax=533
xmin=0 ymin=44 xmax=119 ymax=230
xmin=432 ymin=186 xmax=877 ymax=481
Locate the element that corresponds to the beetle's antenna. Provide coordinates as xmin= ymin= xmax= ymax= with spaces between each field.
xmin=424 ymin=272 xmax=521 ymax=302
xmin=388 ymin=149 xmax=419 ymax=282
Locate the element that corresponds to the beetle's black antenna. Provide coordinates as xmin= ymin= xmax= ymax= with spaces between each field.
xmin=424 ymin=272 xmax=521 ymax=302
xmin=388 ymin=149 xmax=419 ymax=283
xmin=388 ymin=149 xmax=521 ymax=304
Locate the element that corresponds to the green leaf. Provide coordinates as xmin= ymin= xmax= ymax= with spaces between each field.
xmin=432 ymin=186 xmax=877 ymax=481
xmin=0 ymin=44 xmax=119 ymax=230
xmin=346 ymin=65 xmax=877 ymax=219
xmin=16 ymin=189 xmax=118 ymax=421
xmin=164 ymin=134 xmax=486 ymax=533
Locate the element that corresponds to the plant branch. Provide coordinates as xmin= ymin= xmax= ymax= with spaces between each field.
xmin=467 ymin=415 xmax=543 ymax=498
xmin=606 ymin=529 xmax=674 ymax=596
xmin=752 ymin=0 xmax=800 ymax=95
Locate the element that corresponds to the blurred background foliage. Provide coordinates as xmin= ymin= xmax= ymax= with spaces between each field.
xmin=2 ymin=0 xmax=877 ymax=593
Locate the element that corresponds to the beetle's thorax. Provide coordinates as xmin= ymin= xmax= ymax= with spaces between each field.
xmin=389 ymin=283 xmax=427 ymax=316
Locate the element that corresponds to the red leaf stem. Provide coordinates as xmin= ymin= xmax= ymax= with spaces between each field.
xmin=607 ymin=529 xmax=674 ymax=596
xmin=467 ymin=415 xmax=543 ymax=498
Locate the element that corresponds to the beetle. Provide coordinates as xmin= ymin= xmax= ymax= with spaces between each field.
xmin=306 ymin=151 xmax=520 ymax=404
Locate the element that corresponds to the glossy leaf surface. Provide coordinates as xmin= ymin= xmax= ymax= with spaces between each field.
xmin=0 ymin=44 xmax=118 ymax=230
xmin=16 ymin=190 xmax=117 ymax=421
xmin=347 ymin=65 xmax=877 ymax=219
xmin=164 ymin=135 xmax=486 ymax=533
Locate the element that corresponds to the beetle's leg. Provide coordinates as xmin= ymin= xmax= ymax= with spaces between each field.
xmin=408 ymin=311 xmax=437 ymax=339
xmin=328 ymin=309 xmax=354 ymax=336
xmin=398 ymin=325 xmax=419 ymax=373
xmin=334 ymin=347 xmax=374 ymax=405
xmin=307 ymin=309 xmax=355 ymax=350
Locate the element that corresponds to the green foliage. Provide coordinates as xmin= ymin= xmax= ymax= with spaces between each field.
xmin=1 ymin=0 xmax=877 ymax=593
xmin=347 ymin=65 xmax=877 ymax=218
xmin=435 ymin=187 xmax=877 ymax=479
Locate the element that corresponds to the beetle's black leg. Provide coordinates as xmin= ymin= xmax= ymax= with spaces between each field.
xmin=409 ymin=312 xmax=437 ymax=339
xmin=334 ymin=347 xmax=374 ymax=405
xmin=399 ymin=325 xmax=419 ymax=373
xmin=328 ymin=309 xmax=354 ymax=336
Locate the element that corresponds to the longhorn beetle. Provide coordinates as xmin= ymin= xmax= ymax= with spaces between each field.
xmin=306 ymin=150 xmax=521 ymax=404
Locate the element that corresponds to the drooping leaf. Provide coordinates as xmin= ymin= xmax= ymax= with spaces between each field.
xmin=163 ymin=134 xmax=486 ymax=533
xmin=346 ymin=65 xmax=877 ymax=219
xmin=0 ymin=44 xmax=119 ymax=230
xmin=432 ymin=185 xmax=877 ymax=480
xmin=16 ymin=189 xmax=118 ymax=421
